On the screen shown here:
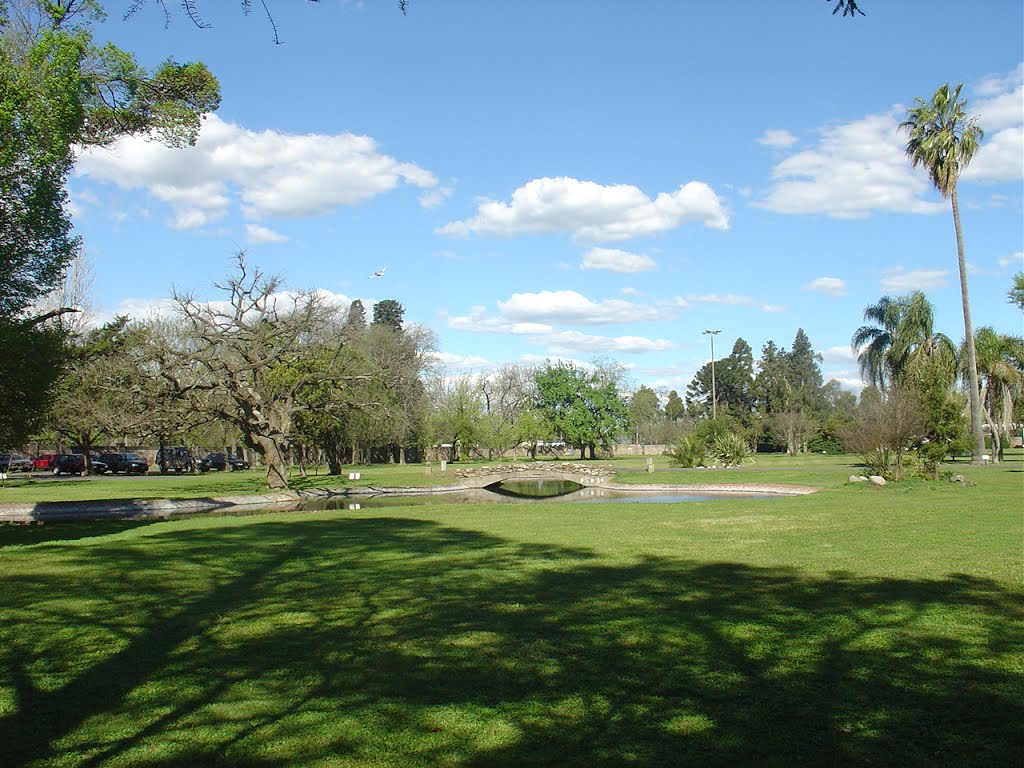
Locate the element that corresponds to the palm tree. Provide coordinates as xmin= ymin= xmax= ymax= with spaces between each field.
xmin=852 ymin=295 xmax=903 ymax=391
xmin=900 ymin=83 xmax=985 ymax=462
xmin=970 ymin=328 xmax=1024 ymax=461
xmin=852 ymin=291 xmax=956 ymax=390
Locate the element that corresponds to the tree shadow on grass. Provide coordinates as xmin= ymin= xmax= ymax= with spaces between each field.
xmin=0 ymin=515 xmax=1021 ymax=767
xmin=0 ymin=520 xmax=158 ymax=548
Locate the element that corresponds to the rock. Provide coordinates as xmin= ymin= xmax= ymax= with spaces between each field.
xmin=950 ymin=474 xmax=967 ymax=484
xmin=849 ymin=475 xmax=869 ymax=483
xmin=868 ymin=475 xmax=886 ymax=486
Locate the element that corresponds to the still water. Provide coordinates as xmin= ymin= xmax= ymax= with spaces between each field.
xmin=296 ymin=480 xmax=777 ymax=512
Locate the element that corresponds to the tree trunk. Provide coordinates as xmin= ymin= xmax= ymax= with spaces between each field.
xmin=951 ymin=188 xmax=986 ymax=463
xmin=256 ymin=436 xmax=289 ymax=489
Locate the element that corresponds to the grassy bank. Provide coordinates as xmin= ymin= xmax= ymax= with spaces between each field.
xmin=0 ymin=455 xmax=1021 ymax=766
xmin=0 ymin=450 xmax=1003 ymax=505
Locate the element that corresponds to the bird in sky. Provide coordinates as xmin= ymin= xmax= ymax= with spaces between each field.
xmin=369 ymin=267 xmax=386 ymax=278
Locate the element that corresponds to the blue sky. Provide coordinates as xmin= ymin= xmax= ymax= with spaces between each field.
xmin=70 ymin=1 xmax=1023 ymax=396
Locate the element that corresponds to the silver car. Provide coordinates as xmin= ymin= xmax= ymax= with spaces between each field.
xmin=0 ymin=453 xmax=33 ymax=472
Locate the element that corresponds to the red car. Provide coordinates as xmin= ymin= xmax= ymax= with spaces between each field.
xmin=33 ymin=453 xmax=60 ymax=471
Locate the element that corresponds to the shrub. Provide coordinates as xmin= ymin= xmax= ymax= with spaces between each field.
xmin=712 ymin=432 xmax=754 ymax=467
xmin=669 ymin=435 xmax=706 ymax=468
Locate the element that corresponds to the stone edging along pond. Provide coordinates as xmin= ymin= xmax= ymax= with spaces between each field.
xmin=0 ymin=479 xmax=821 ymax=524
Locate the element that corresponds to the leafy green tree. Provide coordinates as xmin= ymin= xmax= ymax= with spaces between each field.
xmin=345 ymin=299 xmax=367 ymax=331
xmin=477 ymin=365 xmax=536 ymax=459
xmin=44 ymin=316 xmax=153 ymax=467
xmin=688 ymin=338 xmax=755 ymax=423
xmin=0 ymin=318 xmax=64 ymax=448
xmin=1 ymin=0 xmax=219 ymax=446
xmin=372 ymin=298 xmax=405 ymax=331
xmin=627 ymin=385 xmax=661 ymax=446
xmin=534 ymin=362 xmax=627 ymax=460
xmin=428 ymin=375 xmax=482 ymax=462
xmin=900 ymin=82 xmax=985 ymax=462
xmin=1009 ymin=273 xmax=1024 ymax=311
xmin=664 ymin=389 xmax=685 ymax=421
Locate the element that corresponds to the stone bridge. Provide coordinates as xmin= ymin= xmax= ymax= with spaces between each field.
xmin=452 ymin=462 xmax=615 ymax=489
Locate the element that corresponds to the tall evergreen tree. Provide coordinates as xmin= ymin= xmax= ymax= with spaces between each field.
xmin=372 ymin=299 xmax=405 ymax=331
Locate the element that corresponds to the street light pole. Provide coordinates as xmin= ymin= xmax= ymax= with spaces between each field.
xmin=703 ymin=329 xmax=721 ymax=419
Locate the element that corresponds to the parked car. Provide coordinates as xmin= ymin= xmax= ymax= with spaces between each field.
xmin=0 ymin=453 xmax=33 ymax=473
xmin=32 ymin=453 xmax=61 ymax=471
xmin=198 ymin=452 xmax=251 ymax=472
xmin=155 ymin=447 xmax=195 ymax=474
xmin=52 ymin=454 xmax=108 ymax=476
xmin=97 ymin=452 xmax=149 ymax=475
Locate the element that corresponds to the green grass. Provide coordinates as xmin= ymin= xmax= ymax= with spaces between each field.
xmin=1 ymin=455 xmax=1022 ymax=766
xmin=0 ymin=449 xmax=991 ymax=505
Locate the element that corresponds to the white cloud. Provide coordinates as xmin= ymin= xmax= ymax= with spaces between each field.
xmin=75 ymin=114 xmax=438 ymax=230
xmin=998 ymin=252 xmax=1023 ymax=270
xmin=760 ymin=304 xmax=787 ymax=314
xmin=964 ymin=62 xmax=1023 ymax=183
xmin=881 ymin=267 xmax=949 ymax=292
xmin=804 ymin=276 xmax=847 ymax=296
xmin=438 ymin=176 xmax=729 ymax=242
xmin=419 ymin=186 xmax=453 ymax=209
xmin=964 ymin=126 xmax=1024 ymax=183
xmin=540 ymin=330 xmax=674 ymax=355
xmin=581 ymin=247 xmax=656 ymax=274
xmin=685 ymin=293 xmax=753 ymax=306
xmin=447 ymin=306 xmax=554 ymax=335
xmin=434 ymin=351 xmax=494 ymax=370
xmin=973 ymin=64 xmax=1024 ymax=129
xmin=498 ymin=290 xmax=672 ymax=324
xmin=820 ymin=346 xmax=857 ymax=365
xmin=756 ymin=110 xmax=946 ymax=218
xmin=757 ymin=129 xmax=798 ymax=148
xmin=246 ymin=224 xmax=288 ymax=244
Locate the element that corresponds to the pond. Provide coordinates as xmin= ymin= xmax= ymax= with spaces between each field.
xmin=292 ymin=480 xmax=781 ymax=512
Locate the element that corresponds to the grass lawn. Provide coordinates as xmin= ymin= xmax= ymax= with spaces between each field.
xmin=0 ymin=454 xmax=1021 ymax=766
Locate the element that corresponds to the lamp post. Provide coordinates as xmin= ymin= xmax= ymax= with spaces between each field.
xmin=703 ymin=329 xmax=721 ymax=419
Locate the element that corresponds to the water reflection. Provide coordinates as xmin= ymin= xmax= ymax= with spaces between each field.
xmin=297 ymin=485 xmax=776 ymax=512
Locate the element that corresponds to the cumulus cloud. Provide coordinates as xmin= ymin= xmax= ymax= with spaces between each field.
xmin=758 ymin=66 xmax=1023 ymax=217
xmin=246 ymin=224 xmax=288 ymax=244
xmin=498 ymin=290 xmax=673 ymax=325
xmin=540 ymin=330 xmax=674 ymax=355
xmin=581 ymin=247 xmax=657 ymax=273
xmin=75 ymin=115 xmax=438 ymax=230
xmin=757 ymin=129 xmax=798 ymax=148
xmin=820 ymin=346 xmax=857 ymax=365
xmin=804 ymin=276 xmax=847 ymax=296
xmin=881 ymin=267 xmax=949 ymax=292
xmin=756 ymin=111 xmax=945 ymax=218
xmin=438 ymin=176 xmax=729 ymax=242
xmin=963 ymin=62 xmax=1023 ymax=183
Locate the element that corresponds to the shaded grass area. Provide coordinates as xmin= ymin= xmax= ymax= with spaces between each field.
xmin=1 ymin=483 xmax=1021 ymax=767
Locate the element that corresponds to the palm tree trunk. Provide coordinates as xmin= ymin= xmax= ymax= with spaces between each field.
xmin=951 ymin=188 xmax=986 ymax=463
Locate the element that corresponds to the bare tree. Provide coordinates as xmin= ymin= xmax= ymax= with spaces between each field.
xmin=159 ymin=252 xmax=355 ymax=489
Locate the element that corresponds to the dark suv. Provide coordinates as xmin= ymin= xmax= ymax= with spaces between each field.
xmin=52 ymin=454 xmax=108 ymax=476
xmin=198 ymin=452 xmax=251 ymax=472
xmin=97 ymin=452 xmax=149 ymax=475
xmin=155 ymin=447 xmax=195 ymax=474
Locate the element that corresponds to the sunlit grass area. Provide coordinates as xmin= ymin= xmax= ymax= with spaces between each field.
xmin=0 ymin=449 xmax=1007 ymax=505
xmin=1 ymin=456 xmax=1021 ymax=766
